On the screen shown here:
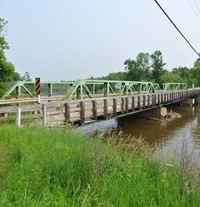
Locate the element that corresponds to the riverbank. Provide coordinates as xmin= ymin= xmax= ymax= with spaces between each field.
xmin=0 ymin=126 xmax=200 ymax=206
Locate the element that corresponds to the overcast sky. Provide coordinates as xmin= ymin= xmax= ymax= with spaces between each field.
xmin=2 ymin=0 xmax=200 ymax=81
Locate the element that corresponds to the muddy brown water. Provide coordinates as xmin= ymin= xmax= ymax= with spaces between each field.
xmin=77 ymin=105 xmax=200 ymax=161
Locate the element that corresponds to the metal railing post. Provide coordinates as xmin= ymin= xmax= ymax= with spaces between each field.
xmin=16 ymin=106 xmax=21 ymax=128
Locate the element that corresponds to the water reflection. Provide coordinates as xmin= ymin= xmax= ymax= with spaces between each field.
xmin=116 ymin=107 xmax=197 ymax=146
xmin=77 ymin=106 xmax=200 ymax=160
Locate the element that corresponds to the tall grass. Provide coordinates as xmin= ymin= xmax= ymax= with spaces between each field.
xmin=0 ymin=126 xmax=200 ymax=206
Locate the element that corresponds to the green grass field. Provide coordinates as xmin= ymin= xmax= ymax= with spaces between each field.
xmin=0 ymin=126 xmax=199 ymax=206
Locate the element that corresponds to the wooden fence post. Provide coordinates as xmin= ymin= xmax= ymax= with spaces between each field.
xmin=152 ymin=94 xmax=156 ymax=106
xmin=138 ymin=96 xmax=141 ymax=109
xmin=104 ymin=99 xmax=108 ymax=118
xmin=125 ymin=97 xmax=129 ymax=113
xmin=42 ymin=104 xmax=47 ymax=126
xmin=143 ymin=95 xmax=146 ymax=108
xmin=161 ymin=93 xmax=164 ymax=104
xmin=113 ymin=98 xmax=117 ymax=116
xmin=121 ymin=97 xmax=125 ymax=113
xmin=148 ymin=94 xmax=151 ymax=107
xmin=132 ymin=96 xmax=135 ymax=111
xmin=80 ymin=101 xmax=85 ymax=124
xmin=64 ymin=103 xmax=70 ymax=124
xmin=92 ymin=100 xmax=97 ymax=120
xmin=158 ymin=94 xmax=160 ymax=105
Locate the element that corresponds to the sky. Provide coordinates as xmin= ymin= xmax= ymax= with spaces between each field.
xmin=1 ymin=0 xmax=200 ymax=81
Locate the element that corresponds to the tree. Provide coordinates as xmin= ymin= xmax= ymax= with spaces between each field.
xmin=160 ymin=71 xmax=184 ymax=84
xmin=172 ymin=67 xmax=194 ymax=87
xmin=124 ymin=53 xmax=151 ymax=81
xmin=0 ymin=18 xmax=15 ymax=95
xmin=12 ymin=72 xmax=21 ymax=81
xmin=100 ymin=71 xmax=127 ymax=81
xmin=150 ymin=50 xmax=166 ymax=84
xmin=22 ymin=72 xmax=31 ymax=81
xmin=192 ymin=59 xmax=200 ymax=86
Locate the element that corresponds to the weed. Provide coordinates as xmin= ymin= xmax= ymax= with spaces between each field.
xmin=0 ymin=126 xmax=200 ymax=206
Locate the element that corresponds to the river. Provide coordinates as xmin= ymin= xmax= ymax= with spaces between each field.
xmin=77 ymin=105 xmax=200 ymax=163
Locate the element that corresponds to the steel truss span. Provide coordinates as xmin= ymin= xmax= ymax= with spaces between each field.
xmin=0 ymin=79 xmax=188 ymax=101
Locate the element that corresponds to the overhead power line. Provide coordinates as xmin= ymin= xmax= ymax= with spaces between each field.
xmin=186 ymin=0 xmax=199 ymax=18
xmin=154 ymin=0 xmax=200 ymax=58
xmin=193 ymin=0 xmax=200 ymax=15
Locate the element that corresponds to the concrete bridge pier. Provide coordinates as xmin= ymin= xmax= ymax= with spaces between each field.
xmin=138 ymin=107 xmax=164 ymax=119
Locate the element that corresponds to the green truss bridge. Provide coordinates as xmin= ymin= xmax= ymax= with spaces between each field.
xmin=0 ymin=79 xmax=190 ymax=100
xmin=0 ymin=80 xmax=200 ymax=126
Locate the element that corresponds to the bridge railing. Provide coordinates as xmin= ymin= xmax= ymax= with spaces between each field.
xmin=162 ymin=83 xmax=187 ymax=92
xmin=0 ymin=79 xmax=188 ymax=100
xmin=65 ymin=80 xmax=160 ymax=99
xmin=0 ymin=81 xmax=74 ymax=100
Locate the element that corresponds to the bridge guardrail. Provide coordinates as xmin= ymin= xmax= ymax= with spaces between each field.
xmin=0 ymin=80 xmax=190 ymax=101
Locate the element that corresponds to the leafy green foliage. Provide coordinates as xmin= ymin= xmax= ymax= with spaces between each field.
xmin=0 ymin=56 xmax=15 ymax=82
xmin=124 ymin=52 xmax=151 ymax=81
xmin=192 ymin=59 xmax=200 ymax=86
xmin=0 ymin=19 xmax=9 ymax=51
xmin=12 ymin=72 xmax=21 ymax=81
xmin=100 ymin=71 xmax=126 ymax=81
xmin=150 ymin=50 xmax=166 ymax=84
xmin=106 ymin=51 xmax=199 ymax=87
xmin=160 ymin=71 xmax=184 ymax=84
xmin=124 ymin=51 xmax=167 ymax=84
xmin=0 ymin=18 xmax=15 ymax=95
xmin=172 ymin=67 xmax=194 ymax=87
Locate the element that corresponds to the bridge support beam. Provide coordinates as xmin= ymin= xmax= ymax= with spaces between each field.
xmin=138 ymin=107 xmax=162 ymax=119
xmin=180 ymin=99 xmax=195 ymax=107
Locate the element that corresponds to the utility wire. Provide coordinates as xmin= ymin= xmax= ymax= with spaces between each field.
xmin=154 ymin=0 xmax=200 ymax=58
xmin=193 ymin=0 xmax=200 ymax=15
xmin=186 ymin=0 xmax=200 ymax=25
xmin=187 ymin=0 xmax=199 ymax=18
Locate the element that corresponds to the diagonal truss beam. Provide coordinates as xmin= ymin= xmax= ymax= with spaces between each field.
xmin=0 ymin=79 xmax=188 ymax=100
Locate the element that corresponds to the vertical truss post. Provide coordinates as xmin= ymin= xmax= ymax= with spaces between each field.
xmin=16 ymin=86 xmax=21 ymax=98
xmin=76 ymin=85 xmax=81 ymax=99
xmin=121 ymin=83 xmax=125 ymax=95
xmin=92 ymin=84 xmax=95 ymax=95
xmin=125 ymin=84 xmax=129 ymax=95
xmin=48 ymin=83 xmax=53 ymax=96
xmin=103 ymin=82 xmax=109 ymax=97
xmin=80 ymin=85 xmax=83 ymax=99
xmin=103 ymin=83 xmax=106 ymax=97
xmin=107 ymin=83 xmax=110 ymax=97
xmin=138 ymin=83 xmax=141 ymax=94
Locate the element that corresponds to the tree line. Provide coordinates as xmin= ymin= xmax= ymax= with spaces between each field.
xmin=99 ymin=51 xmax=200 ymax=88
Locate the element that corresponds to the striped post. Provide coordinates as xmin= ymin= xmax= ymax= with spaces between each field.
xmin=35 ymin=77 xmax=41 ymax=103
